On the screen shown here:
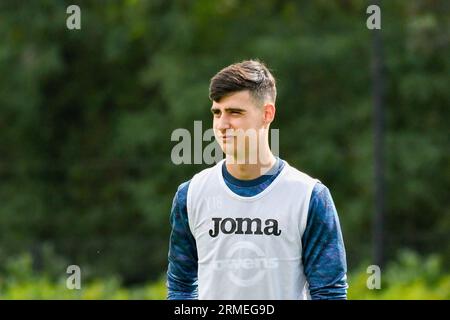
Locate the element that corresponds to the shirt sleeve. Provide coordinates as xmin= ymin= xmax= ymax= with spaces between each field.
xmin=302 ymin=182 xmax=348 ymax=300
xmin=166 ymin=180 xmax=199 ymax=300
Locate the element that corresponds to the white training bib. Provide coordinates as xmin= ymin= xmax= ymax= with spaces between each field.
xmin=187 ymin=159 xmax=318 ymax=300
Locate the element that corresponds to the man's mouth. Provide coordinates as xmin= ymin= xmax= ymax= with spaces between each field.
xmin=221 ymin=135 xmax=235 ymax=141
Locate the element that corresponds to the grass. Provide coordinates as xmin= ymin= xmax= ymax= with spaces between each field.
xmin=1 ymin=250 xmax=448 ymax=299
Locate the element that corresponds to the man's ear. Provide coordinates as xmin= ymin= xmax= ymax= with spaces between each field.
xmin=263 ymin=103 xmax=276 ymax=125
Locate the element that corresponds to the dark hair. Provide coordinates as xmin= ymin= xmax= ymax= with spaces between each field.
xmin=209 ymin=60 xmax=276 ymax=104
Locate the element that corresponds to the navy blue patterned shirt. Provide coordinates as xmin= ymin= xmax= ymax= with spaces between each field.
xmin=167 ymin=158 xmax=348 ymax=299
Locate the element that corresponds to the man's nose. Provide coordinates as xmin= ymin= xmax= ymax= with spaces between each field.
xmin=216 ymin=114 xmax=231 ymax=131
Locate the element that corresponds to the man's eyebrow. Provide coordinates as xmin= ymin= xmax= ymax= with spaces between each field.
xmin=210 ymin=107 xmax=246 ymax=112
xmin=225 ymin=107 xmax=246 ymax=112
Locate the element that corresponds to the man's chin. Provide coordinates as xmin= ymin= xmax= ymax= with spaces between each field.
xmin=220 ymin=144 xmax=238 ymax=155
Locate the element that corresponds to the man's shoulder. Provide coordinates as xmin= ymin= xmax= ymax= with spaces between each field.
xmin=176 ymin=179 xmax=191 ymax=194
xmin=189 ymin=160 xmax=224 ymax=188
xmin=282 ymin=163 xmax=333 ymax=202
xmin=175 ymin=161 xmax=222 ymax=197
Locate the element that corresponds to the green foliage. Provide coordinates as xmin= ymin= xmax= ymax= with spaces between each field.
xmin=1 ymin=251 xmax=448 ymax=300
xmin=0 ymin=253 xmax=167 ymax=299
xmin=348 ymin=250 xmax=450 ymax=300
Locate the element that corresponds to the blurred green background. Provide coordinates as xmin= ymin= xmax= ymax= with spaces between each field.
xmin=0 ymin=0 xmax=448 ymax=299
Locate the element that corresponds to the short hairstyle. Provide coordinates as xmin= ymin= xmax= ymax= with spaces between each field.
xmin=209 ymin=60 xmax=276 ymax=105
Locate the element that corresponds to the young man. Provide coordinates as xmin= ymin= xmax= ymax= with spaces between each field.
xmin=167 ymin=60 xmax=348 ymax=300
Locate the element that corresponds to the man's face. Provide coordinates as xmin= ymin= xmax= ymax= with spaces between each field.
xmin=211 ymin=90 xmax=268 ymax=158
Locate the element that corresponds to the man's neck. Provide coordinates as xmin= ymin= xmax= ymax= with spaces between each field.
xmin=225 ymin=152 xmax=277 ymax=180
